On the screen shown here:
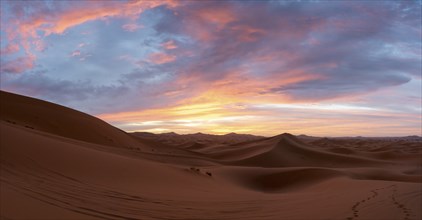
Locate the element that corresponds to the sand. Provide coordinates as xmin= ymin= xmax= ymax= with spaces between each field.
xmin=1 ymin=90 xmax=421 ymax=220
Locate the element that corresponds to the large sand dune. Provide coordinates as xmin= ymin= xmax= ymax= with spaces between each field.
xmin=1 ymin=91 xmax=421 ymax=220
xmin=0 ymin=91 xmax=143 ymax=150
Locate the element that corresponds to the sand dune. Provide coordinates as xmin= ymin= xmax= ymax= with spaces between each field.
xmin=1 ymin=91 xmax=421 ymax=220
xmin=0 ymin=91 xmax=143 ymax=150
xmin=218 ymin=134 xmax=392 ymax=168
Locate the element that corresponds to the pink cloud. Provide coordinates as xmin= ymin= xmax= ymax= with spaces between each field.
xmin=230 ymin=25 xmax=266 ymax=42
xmin=122 ymin=23 xmax=143 ymax=32
xmin=0 ymin=43 xmax=20 ymax=55
xmin=70 ymin=50 xmax=81 ymax=57
xmin=38 ymin=1 xmax=169 ymax=36
xmin=194 ymin=6 xmax=235 ymax=27
xmin=162 ymin=40 xmax=177 ymax=50
xmin=174 ymin=3 xmax=237 ymax=42
xmin=69 ymin=50 xmax=92 ymax=61
xmin=148 ymin=52 xmax=176 ymax=64
xmin=1 ymin=55 xmax=36 ymax=74
xmin=1 ymin=0 xmax=178 ymax=73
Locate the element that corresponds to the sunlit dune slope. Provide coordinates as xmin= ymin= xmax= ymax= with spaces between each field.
xmin=0 ymin=91 xmax=143 ymax=149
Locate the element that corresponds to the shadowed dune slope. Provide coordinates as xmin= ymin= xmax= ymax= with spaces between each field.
xmin=217 ymin=166 xmax=421 ymax=193
xmin=217 ymin=167 xmax=345 ymax=193
xmin=0 ymin=91 xmax=142 ymax=149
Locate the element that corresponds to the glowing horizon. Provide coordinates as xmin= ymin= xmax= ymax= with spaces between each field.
xmin=1 ymin=1 xmax=421 ymax=137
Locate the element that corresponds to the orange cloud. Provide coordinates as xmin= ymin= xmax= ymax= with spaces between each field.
xmin=97 ymin=91 xmax=421 ymax=137
xmin=41 ymin=1 xmax=171 ymax=36
xmin=0 ymin=43 xmax=20 ymax=55
xmin=162 ymin=40 xmax=177 ymax=50
xmin=196 ymin=68 xmax=324 ymax=103
xmin=0 ymin=54 xmax=36 ymax=74
xmin=195 ymin=7 xmax=235 ymax=27
xmin=148 ymin=52 xmax=176 ymax=64
xmin=95 ymin=69 xmax=328 ymax=135
xmin=182 ymin=4 xmax=236 ymax=42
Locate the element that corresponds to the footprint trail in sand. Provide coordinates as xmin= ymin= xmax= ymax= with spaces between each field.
xmin=347 ymin=185 xmax=415 ymax=220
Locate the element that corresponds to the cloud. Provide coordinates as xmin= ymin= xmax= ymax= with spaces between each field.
xmin=0 ymin=71 xmax=131 ymax=112
xmin=122 ymin=23 xmax=143 ymax=32
xmin=147 ymin=52 xmax=176 ymax=64
xmin=152 ymin=1 xmax=420 ymax=102
xmin=77 ymin=43 xmax=88 ymax=48
xmin=193 ymin=3 xmax=236 ymax=27
xmin=0 ymin=43 xmax=20 ymax=55
xmin=267 ymin=73 xmax=412 ymax=101
xmin=1 ymin=1 xmax=420 ymax=136
xmin=6 ymin=1 xmax=171 ymax=36
xmin=162 ymin=40 xmax=177 ymax=50
xmin=0 ymin=0 xmax=177 ymax=73
xmin=70 ymin=50 xmax=81 ymax=57
xmin=98 ymin=95 xmax=421 ymax=137
xmin=1 ymin=55 xmax=35 ymax=74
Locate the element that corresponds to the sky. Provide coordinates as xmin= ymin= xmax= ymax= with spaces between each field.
xmin=0 ymin=0 xmax=421 ymax=137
